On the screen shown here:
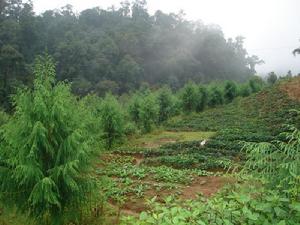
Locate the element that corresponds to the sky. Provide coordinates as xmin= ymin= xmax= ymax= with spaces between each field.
xmin=32 ymin=0 xmax=300 ymax=75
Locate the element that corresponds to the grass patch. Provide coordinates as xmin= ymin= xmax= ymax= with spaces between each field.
xmin=0 ymin=206 xmax=34 ymax=225
xmin=124 ymin=130 xmax=215 ymax=148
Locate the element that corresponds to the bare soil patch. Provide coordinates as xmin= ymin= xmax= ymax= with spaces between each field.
xmin=280 ymin=77 xmax=300 ymax=101
xmin=180 ymin=176 xmax=233 ymax=199
xmin=119 ymin=176 xmax=233 ymax=216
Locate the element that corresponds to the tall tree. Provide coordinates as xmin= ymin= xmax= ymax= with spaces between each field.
xmin=157 ymin=86 xmax=175 ymax=122
xmin=139 ymin=91 xmax=159 ymax=133
xmin=247 ymin=55 xmax=264 ymax=74
xmin=224 ymin=81 xmax=237 ymax=103
xmin=0 ymin=55 xmax=95 ymax=224
xmin=100 ymin=93 xmax=125 ymax=149
xmin=0 ymin=0 xmax=259 ymax=109
xmin=195 ymin=85 xmax=208 ymax=112
xmin=267 ymin=72 xmax=277 ymax=85
xmin=180 ymin=82 xmax=198 ymax=112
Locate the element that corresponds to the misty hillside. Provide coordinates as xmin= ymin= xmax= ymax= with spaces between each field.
xmin=1 ymin=1 xmax=300 ymax=225
xmin=0 ymin=0 xmax=261 ymax=108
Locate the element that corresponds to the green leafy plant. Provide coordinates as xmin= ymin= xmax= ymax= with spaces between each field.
xmin=157 ymin=86 xmax=176 ymax=122
xmin=128 ymin=92 xmax=142 ymax=124
xmin=0 ymin=109 xmax=8 ymax=127
xmin=100 ymin=93 xmax=125 ymax=149
xmin=128 ymin=91 xmax=159 ymax=133
xmin=138 ymin=91 xmax=159 ymax=133
xmin=242 ymin=114 xmax=300 ymax=198
xmin=180 ymin=81 xmax=198 ymax=113
xmin=208 ymin=86 xmax=224 ymax=107
xmin=0 ymin=55 xmax=95 ymax=224
xmin=149 ymin=166 xmax=193 ymax=184
xmin=121 ymin=185 xmax=300 ymax=225
xmin=224 ymin=80 xmax=237 ymax=103
xmin=249 ymin=76 xmax=265 ymax=93
xmin=195 ymin=85 xmax=208 ymax=112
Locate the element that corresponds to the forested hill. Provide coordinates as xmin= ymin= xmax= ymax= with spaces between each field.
xmin=0 ymin=0 xmax=262 ymax=108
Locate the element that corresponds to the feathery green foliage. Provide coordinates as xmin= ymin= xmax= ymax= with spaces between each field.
xmin=243 ymin=116 xmax=300 ymax=199
xmin=224 ymin=81 xmax=238 ymax=103
xmin=239 ymin=83 xmax=252 ymax=97
xmin=195 ymin=85 xmax=208 ymax=112
xmin=0 ymin=55 xmax=95 ymax=224
xmin=157 ymin=86 xmax=176 ymax=122
xmin=180 ymin=82 xmax=198 ymax=112
xmin=0 ymin=109 xmax=8 ymax=127
xmin=79 ymin=94 xmax=103 ymax=147
xmin=100 ymin=93 xmax=125 ymax=149
xmin=208 ymin=86 xmax=224 ymax=107
xmin=128 ymin=92 xmax=142 ymax=124
xmin=139 ymin=91 xmax=159 ymax=133
xmin=128 ymin=91 xmax=159 ymax=133
xmin=249 ymin=76 xmax=265 ymax=93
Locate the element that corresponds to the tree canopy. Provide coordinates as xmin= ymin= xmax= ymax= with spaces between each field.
xmin=0 ymin=0 xmax=261 ymax=110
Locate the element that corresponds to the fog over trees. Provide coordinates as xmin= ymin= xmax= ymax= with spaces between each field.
xmin=1 ymin=1 xmax=300 ymax=225
xmin=0 ymin=0 xmax=264 ymax=109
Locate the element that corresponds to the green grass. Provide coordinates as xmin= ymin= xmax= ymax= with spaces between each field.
xmin=124 ymin=130 xmax=215 ymax=148
xmin=0 ymin=206 xmax=34 ymax=225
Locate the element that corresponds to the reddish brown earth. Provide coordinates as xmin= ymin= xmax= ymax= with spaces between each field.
xmin=180 ymin=176 xmax=233 ymax=199
xmin=101 ymin=154 xmax=234 ymax=216
xmin=280 ymin=77 xmax=300 ymax=101
xmin=118 ymin=176 xmax=233 ymax=216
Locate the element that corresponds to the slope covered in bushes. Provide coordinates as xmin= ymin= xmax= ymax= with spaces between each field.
xmin=120 ymin=78 xmax=300 ymax=225
xmin=160 ymin=78 xmax=300 ymax=171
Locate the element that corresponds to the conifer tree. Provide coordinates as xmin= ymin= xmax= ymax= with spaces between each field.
xmin=139 ymin=91 xmax=159 ymax=133
xmin=239 ymin=83 xmax=252 ymax=97
xmin=0 ymin=109 xmax=8 ymax=126
xmin=128 ymin=92 xmax=142 ymax=124
xmin=100 ymin=93 xmax=124 ymax=149
xmin=224 ymin=81 xmax=237 ymax=103
xmin=249 ymin=76 xmax=265 ymax=93
xmin=195 ymin=85 xmax=208 ymax=112
xmin=0 ymin=55 xmax=94 ymax=224
xmin=180 ymin=82 xmax=198 ymax=113
xmin=157 ymin=86 xmax=175 ymax=122
xmin=208 ymin=86 xmax=224 ymax=107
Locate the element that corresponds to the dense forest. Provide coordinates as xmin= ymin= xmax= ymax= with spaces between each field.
xmin=0 ymin=0 xmax=263 ymax=109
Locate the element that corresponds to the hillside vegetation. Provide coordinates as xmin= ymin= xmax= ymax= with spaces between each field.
xmin=0 ymin=0 xmax=262 ymax=110
xmin=0 ymin=59 xmax=300 ymax=225
xmin=0 ymin=1 xmax=299 ymax=224
xmin=116 ymin=77 xmax=300 ymax=225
